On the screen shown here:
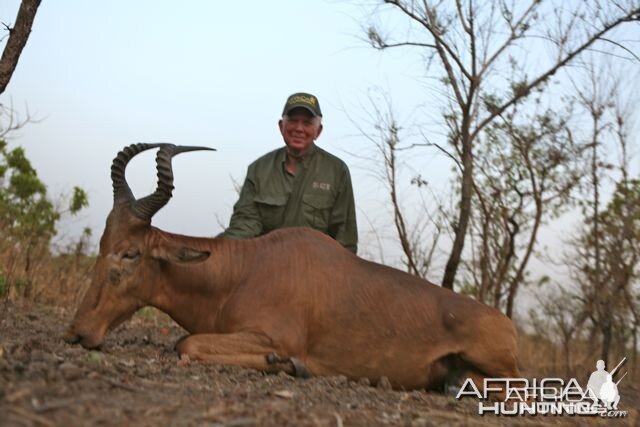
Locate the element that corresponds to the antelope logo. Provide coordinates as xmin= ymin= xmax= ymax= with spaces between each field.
xmin=456 ymin=357 xmax=628 ymax=418
xmin=586 ymin=358 xmax=627 ymax=410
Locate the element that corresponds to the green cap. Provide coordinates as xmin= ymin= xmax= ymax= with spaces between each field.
xmin=282 ymin=92 xmax=322 ymax=117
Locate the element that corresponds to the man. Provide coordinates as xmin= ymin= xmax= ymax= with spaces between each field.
xmin=586 ymin=359 xmax=609 ymax=405
xmin=222 ymin=92 xmax=358 ymax=253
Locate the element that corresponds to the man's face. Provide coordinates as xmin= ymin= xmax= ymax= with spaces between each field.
xmin=279 ymin=108 xmax=323 ymax=155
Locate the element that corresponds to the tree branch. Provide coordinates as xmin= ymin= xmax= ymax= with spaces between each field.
xmin=473 ymin=8 xmax=640 ymax=140
xmin=384 ymin=0 xmax=473 ymax=82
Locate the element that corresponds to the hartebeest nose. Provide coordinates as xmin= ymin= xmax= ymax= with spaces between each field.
xmin=62 ymin=331 xmax=81 ymax=344
xmin=62 ymin=328 xmax=81 ymax=344
xmin=62 ymin=330 xmax=103 ymax=350
xmin=63 ymin=325 xmax=98 ymax=347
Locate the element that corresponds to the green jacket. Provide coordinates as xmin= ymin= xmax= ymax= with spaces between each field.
xmin=222 ymin=145 xmax=358 ymax=253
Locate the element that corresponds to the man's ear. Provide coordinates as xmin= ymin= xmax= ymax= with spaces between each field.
xmin=151 ymin=244 xmax=210 ymax=264
xmin=278 ymin=119 xmax=285 ymax=137
xmin=315 ymin=122 xmax=323 ymax=139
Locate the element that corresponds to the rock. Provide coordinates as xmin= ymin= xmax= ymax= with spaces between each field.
xmin=377 ymin=376 xmax=392 ymax=391
xmin=358 ymin=377 xmax=371 ymax=386
xmin=59 ymin=362 xmax=83 ymax=380
xmin=328 ymin=375 xmax=348 ymax=387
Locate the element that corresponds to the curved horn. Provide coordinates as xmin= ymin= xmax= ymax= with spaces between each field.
xmin=111 ymin=143 xmax=166 ymax=205
xmin=130 ymin=144 xmax=216 ymax=221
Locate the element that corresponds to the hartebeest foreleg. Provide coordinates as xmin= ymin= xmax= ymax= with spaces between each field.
xmin=175 ymin=332 xmax=304 ymax=376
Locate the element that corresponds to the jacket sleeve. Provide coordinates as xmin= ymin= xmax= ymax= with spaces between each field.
xmin=328 ymin=166 xmax=358 ymax=254
xmin=221 ymin=166 xmax=263 ymax=239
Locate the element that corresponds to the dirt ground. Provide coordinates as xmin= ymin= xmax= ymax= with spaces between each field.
xmin=0 ymin=302 xmax=638 ymax=427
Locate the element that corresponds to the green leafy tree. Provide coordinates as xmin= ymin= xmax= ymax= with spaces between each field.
xmin=571 ymin=180 xmax=640 ymax=364
xmin=0 ymin=140 xmax=58 ymax=240
xmin=562 ymin=64 xmax=640 ymax=365
xmin=0 ymin=140 xmax=88 ymax=297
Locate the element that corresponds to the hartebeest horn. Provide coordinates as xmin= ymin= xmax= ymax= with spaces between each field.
xmin=130 ymin=144 xmax=216 ymax=221
xmin=111 ymin=143 xmax=166 ymax=205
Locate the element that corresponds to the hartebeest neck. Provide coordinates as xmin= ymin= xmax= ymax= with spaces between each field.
xmin=145 ymin=228 xmax=259 ymax=333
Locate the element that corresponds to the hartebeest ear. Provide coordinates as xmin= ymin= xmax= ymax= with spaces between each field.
xmin=151 ymin=245 xmax=210 ymax=264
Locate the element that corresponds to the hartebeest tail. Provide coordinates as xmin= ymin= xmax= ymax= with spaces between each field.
xmin=65 ymin=143 xmax=521 ymax=395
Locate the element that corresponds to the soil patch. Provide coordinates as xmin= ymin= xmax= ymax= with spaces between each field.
xmin=1 ymin=302 xmax=637 ymax=426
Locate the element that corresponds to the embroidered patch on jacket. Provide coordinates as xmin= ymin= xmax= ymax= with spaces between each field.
xmin=312 ymin=181 xmax=331 ymax=191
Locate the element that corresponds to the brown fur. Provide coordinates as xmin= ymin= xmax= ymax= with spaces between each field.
xmin=65 ymin=208 xmax=520 ymax=391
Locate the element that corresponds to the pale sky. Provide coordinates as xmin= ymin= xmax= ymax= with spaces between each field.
xmin=1 ymin=0 xmax=445 ymax=260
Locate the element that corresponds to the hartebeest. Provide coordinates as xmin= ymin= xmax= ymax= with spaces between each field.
xmin=64 ymin=143 xmax=521 ymax=391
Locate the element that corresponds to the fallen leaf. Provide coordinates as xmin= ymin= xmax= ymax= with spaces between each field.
xmin=273 ymin=390 xmax=294 ymax=399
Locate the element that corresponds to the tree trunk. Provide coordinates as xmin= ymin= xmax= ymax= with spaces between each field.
xmin=442 ymin=120 xmax=473 ymax=290
xmin=0 ymin=0 xmax=42 ymax=95
xmin=633 ymin=325 xmax=638 ymax=378
xmin=564 ymin=340 xmax=572 ymax=378
xmin=601 ymin=318 xmax=612 ymax=365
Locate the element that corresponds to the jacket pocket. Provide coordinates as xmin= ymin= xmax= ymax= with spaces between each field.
xmin=254 ymin=194 xmax=287 ymax=233
xmin=302 ymin=194 xmax=334 ymax=232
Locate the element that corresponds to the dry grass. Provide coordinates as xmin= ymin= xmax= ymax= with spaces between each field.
xmin=0 ymin=236 xmax=94 ymax=308
xmin=518 ymin=328 xmax=638 ymax=383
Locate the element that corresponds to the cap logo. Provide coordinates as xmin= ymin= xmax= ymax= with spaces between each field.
xmin=283 ymin=92 xmax=322 ymax=117
xmin=289 ymin=95 xmax=317 ymax=106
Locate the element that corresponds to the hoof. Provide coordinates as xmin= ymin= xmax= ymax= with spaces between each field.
xmin=174 ymin=334 xmax=191 ymax=353
xmin=290 ymin=357 xmax=312 ymax=379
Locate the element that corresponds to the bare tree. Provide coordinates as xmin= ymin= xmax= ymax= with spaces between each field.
xmin=0 ymin=0 xmax=42 ymax=95
xmin=346 ymin=92 xmax=446 ymax=277
xmin=530 ymin=286 xmax=588 ymax=377
xmin=466 ymin=103 xmax=585 ymax=317
xmin=367 ymin=0 xmax=640 ymax=289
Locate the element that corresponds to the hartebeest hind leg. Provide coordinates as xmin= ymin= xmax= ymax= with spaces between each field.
xmin=457 ymin=317 xmax=521 ymax=400
xmin=175 ymin=332 xmax=304 ymax=376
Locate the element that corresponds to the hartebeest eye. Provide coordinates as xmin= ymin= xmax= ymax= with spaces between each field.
xmin=122 ymin=248 xmax=141 ymax=260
